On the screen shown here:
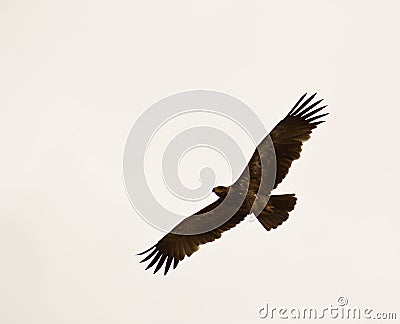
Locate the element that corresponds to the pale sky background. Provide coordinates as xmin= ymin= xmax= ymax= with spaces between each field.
xmin=1 ymin=1 xmax=400 ymax=323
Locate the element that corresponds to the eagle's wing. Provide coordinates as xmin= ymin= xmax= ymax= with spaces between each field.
xmin=244 ymin=93 xmax=328 ymax=192
xmin=269 ymin=93 xmax=328 ymax=188
xmin=138 ymin=198 xmax=248 ymax=275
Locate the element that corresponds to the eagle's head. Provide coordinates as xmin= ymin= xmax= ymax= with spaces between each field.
xmin=212 ymin=186 xmax=229 ymax=198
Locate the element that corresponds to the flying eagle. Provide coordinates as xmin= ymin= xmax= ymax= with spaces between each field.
xmin=138 ymin=93 xmax=328 ymax=275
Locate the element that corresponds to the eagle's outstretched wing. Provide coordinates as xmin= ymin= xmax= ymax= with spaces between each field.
xmin=138 ymin=198 xmax=249 ymax=275
xmin=233 ymin=93 xmax=327 ymax=217
xmin=245 ymin=93 xmax=328 ymax=191
xmin=269 ymin=93 xmax=327 ymax=187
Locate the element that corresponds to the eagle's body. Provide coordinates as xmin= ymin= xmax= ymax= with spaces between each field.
xmin=138 ymin=93 xmax=328 ymax=275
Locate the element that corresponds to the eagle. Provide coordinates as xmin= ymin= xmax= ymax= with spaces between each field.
xmin=138 ymin=93 xmax=328 ymax=275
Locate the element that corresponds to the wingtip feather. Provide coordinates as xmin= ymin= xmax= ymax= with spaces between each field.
xmin=137 ymin=245 xmax=156 ymax=256
xmin=145 ymin=251 xmax=162 ymax=270
xmin=164 ymin=256 xmax=173 ymax=275
xmin=307 ymin=112 xmax=329 ymax=123
xmin=153 ymin=255 xmax=167 ymax=274
xmin=288 ymin=92 xmax=308 ymax=115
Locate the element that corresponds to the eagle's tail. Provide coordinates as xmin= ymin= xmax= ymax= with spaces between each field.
xmin=256 ymin=194 xmax=297 ymax=231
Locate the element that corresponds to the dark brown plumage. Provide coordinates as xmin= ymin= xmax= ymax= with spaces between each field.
xmin=138 ymin=93 xmax=328 ymax=275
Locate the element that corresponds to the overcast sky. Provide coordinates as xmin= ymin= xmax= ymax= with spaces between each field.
xmin=1 ymin=1 xmax=399 ymax=323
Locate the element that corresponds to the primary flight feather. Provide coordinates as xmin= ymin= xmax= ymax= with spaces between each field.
xmin=138 ymin=93 xmax=328 ymax=275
